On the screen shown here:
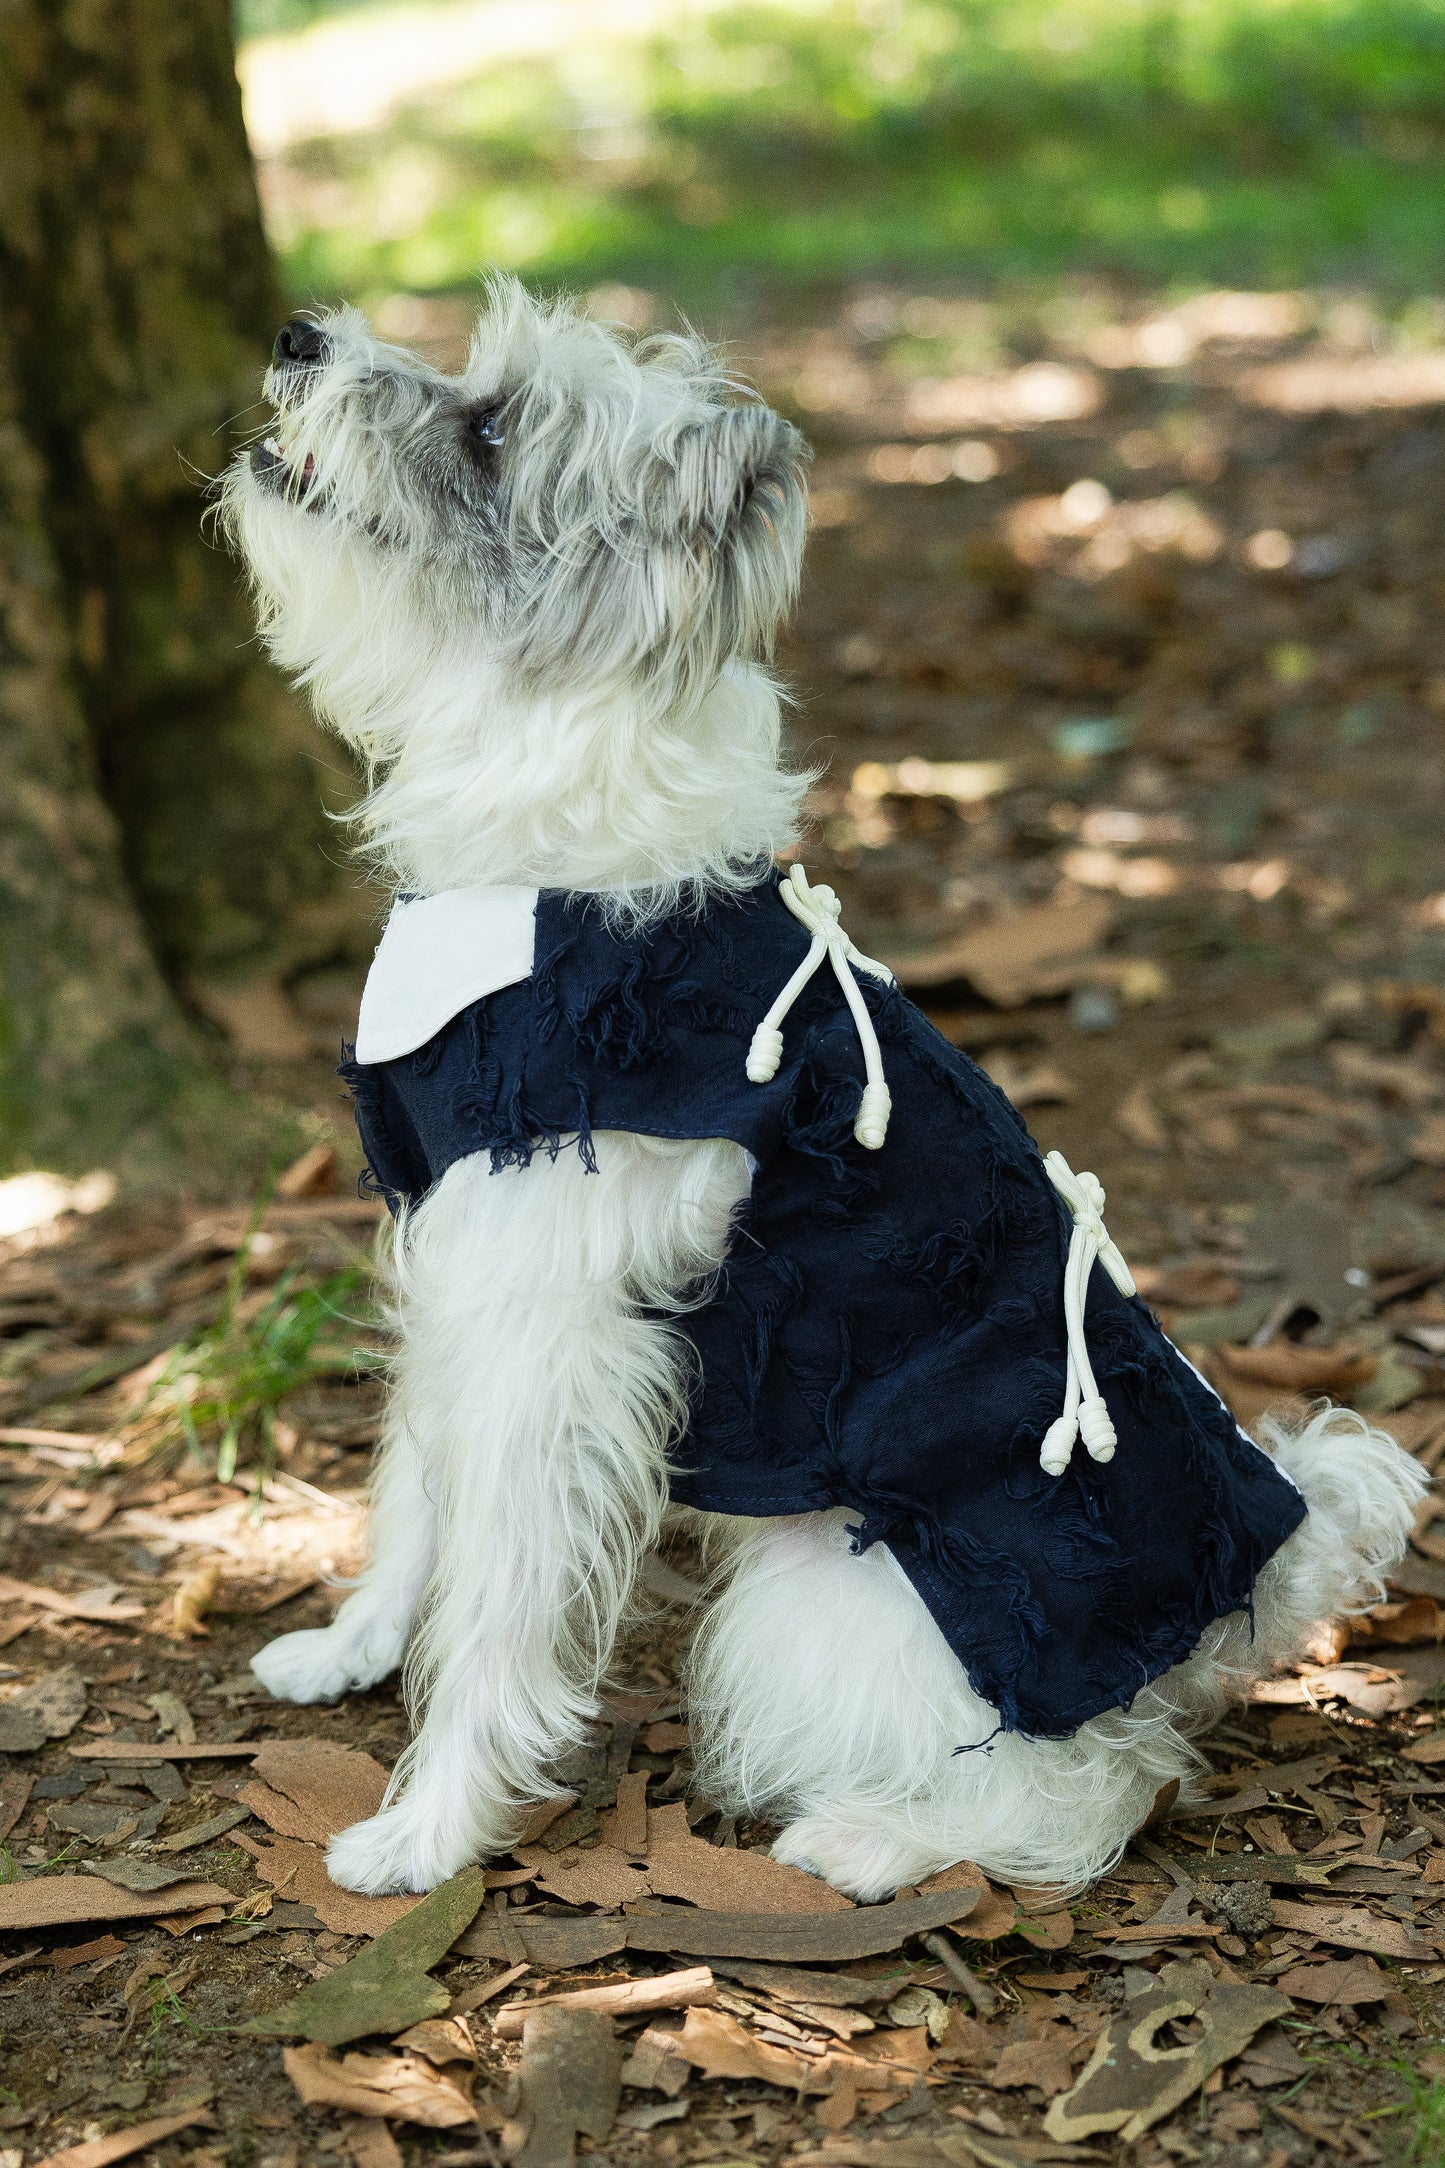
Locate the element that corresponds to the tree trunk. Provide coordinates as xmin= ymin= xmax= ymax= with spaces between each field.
xmin=0 ymin=0 xmax=362 ymax=1181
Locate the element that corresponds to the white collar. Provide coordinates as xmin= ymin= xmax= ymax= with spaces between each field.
xmin=354 ymin=885 xmax=539 ymax=1063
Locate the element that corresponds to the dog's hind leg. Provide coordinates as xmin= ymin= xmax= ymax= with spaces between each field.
xmin=689 ymin=1508 xmax=1191 ymax=1901
xmin=325 ymin=1133 xmax=747 ymax=1895
xmin=251 ymin=1402 xmax=437 ymax=1705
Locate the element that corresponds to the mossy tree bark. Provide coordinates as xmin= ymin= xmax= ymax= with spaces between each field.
xmin=0 ymin=0 xmax=361 ymax=1182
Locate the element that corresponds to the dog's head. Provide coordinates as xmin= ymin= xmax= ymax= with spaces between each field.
xmin=222 ymin=277 xmax=810 ymax=747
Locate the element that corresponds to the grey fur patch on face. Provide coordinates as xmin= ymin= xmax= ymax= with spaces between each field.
xmin=225 ymin=276 xmax=811 ymax=714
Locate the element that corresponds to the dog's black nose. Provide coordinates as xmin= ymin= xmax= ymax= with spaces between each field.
xmin=273 ymin=319 xmax=328 ymax=368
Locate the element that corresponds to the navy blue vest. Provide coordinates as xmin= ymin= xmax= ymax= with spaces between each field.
xmin=343 ymin=871 xmax=1305 ymax=1739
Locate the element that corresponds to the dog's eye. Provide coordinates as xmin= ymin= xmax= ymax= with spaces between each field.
xmin=468 ymin=404 xmax=506 ymax=451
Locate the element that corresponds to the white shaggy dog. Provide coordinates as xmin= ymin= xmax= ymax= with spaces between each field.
xmin=225 ymin=281 xmax=1424 ymax=1900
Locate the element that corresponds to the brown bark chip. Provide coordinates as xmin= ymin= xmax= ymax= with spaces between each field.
xmin=340 ymin=2118 xmax=404 ymax=2168
xmin=242 ymin=1736 xmax=391 ymax=1843
xmin=458 ymin=1884 xmax=979 ymax=1965
xmin=0 ymin=1662 xmax=87 ymax=1750
xmin=238 ymin=1832 xmax=418 ymax=1938
xmin=512 ymin=1841 xmax=650 ymax=1910
xmin=0 ymin=1875 xmax=233 ymax=1932
xmin=507 ymin=2006 xmax=623 ymax=2168
xmin=1045 ymin=1960 xmax=1289 ymax=2144
xmin=493 ymin=1965 xmax=716 ymax=2037
xmin=643 ymin=1801 xmax=854 ymax=1912
xmin=69 ymin=1739 xmax=260 ymax=1762
xmin=602 ymin=1768 xmax=650 ymax=1856
xmin=0 ymin=1770 xmax=33 ymax=1842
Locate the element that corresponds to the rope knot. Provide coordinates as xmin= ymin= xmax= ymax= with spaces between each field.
xmin=1039 ymin=1151 xmax=1136 ymax=1478
xmin=746 ymin=865 xmax=895 ymax=1150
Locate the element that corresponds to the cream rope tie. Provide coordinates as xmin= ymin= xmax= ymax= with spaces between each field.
xmin=746 ymin=865 xmax=895 ymax=1150
xmin=1038 ymin=1151 xmax=1137 ymax=1477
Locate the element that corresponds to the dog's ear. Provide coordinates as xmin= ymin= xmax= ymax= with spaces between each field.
xmin=608 ymin=398 xmax=808 ymax=702
xmin=509 ymin=390 xmax=809 ymax=707
xmin=660 ymin=402 xmax=810 ymax=646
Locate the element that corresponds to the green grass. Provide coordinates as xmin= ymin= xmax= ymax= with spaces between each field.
xmin=142 ymin=1197 xmax=375 ymax=1479
xmin=249 ymin=0 xmax=1445 ymax=309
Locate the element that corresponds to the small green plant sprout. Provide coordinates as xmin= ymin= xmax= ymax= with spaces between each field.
xmin=1357 ymin=2050 xmax=1445 ymax=2163
xmin=133 ymin=1183 xmax=378 ymax=1481
xmin=146 ymin=1975 xmax=207 ymax=2076
xmin=1404 ymin=2060 xmax=1445 ymax=2164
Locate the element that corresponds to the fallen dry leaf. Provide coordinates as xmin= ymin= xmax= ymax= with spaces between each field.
xmin=674 ymin=2003 xmax=831 ymax=2092
xmin=885 ymin=894 xmax=1115 ymax=1005
xmin=282 ymin=2043 xmax=475 ymax=2127
xmin=242 ymin=1737 xmax=390 ymax=1844
xmin=917 ymin=1860 xmax=1018 ymax=1939
xmin=153 ymin=1803 xmax=251 ymax=1855
xmin=1329 ymin=1043 xmax=1441 ymax=1106
xmin=1253 ymin=1662 xmax=1425 ymax=1716
xmin=0 ymin=1876 xmax=233 ymax=1933
xmin=30 ymin=2106 xmax=217 ymax=2168
xmin=156 ymin=1901 xmax=228 ymax=1934
xmin=246 ymin=1867 xmax=489 ymax=2044
xmin=0 ymin=1574 xmax=145 ymax=1623
xmin=392 ymin=2016 xmax=477 ymax=2065
xmin=1409 ymin=1113 xmax=1445 ymax=1167
xmin=1134 ymin=1263 xmax=1240 ymax=1309
xmin=1115 ymin=1081 xmax=1170 ymax=1155
xmin=1044 ymin=1959 xmax=1288 ymax=2144
xmin=989 ymin=2018 xmax=1095 ymax=2099
xmin=711 ymin=1957 xmax=926 ymax=2007
xmin=1274 ymin=1955 xmax=1394 ymax=2005
xmin=1350 ymin=1596 xmax=1445 ymax=1647
xmin=81 ymin=1859 xmax=200 ymax=1893
xmin=46 ymin=1933 xmax=127 ymax=1971
xmin=1269 ymin=1902 xmax=1436 ymax=1961
xmin=1215 ymin=1342 xmax=1377 ymax=1394
xmin=1401 ymin=1731 xmax=1445 ymax=1765
xmin=978 ymin=1052 xmax=1074 ymax=1109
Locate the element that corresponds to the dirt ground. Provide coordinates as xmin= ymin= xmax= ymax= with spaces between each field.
xmin=7 ymin=284 xmax=1445 ymax=2166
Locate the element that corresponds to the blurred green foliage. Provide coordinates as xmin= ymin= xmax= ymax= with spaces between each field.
xmin=246 ymin=0 xmax=1445 ymax=303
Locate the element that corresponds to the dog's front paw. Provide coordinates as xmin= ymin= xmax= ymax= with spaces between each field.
xmin=326 ymin=1805 xmax=477 ymax=1896
xmin=251 ymin=1627 xmax=388 ymax=1706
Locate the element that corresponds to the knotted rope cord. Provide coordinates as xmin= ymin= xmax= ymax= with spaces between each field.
xmin=1038 ymin=1151 xmax=1137 ymax=1477
xmin=746 ymin=865 xmax=896 ymax=1149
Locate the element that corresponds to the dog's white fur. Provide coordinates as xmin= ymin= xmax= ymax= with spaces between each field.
xmin=226 ymin=279 xmax=1425 ymax=1898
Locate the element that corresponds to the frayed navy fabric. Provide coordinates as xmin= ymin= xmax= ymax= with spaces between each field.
xmin=343 ymin=872 xmax=1305 ymax=1739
